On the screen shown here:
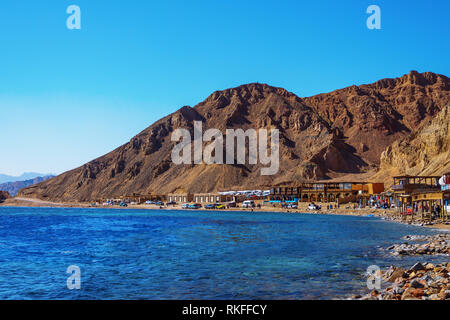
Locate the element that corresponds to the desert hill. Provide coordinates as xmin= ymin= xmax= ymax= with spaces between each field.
xmin=19 ymin=71 xmax=450 ymax=202
xmin=0 ymin=191 xmax=10 ymax=203
xmin=373 ymin=104 xmax=450 ymax=185
xmin=303 ymin=71 xmax=449 ymax=165
xmin=0 ymin=175 xmax=54 ymax=196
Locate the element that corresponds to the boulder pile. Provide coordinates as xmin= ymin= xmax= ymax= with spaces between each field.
xmin=386 ymin=234 xmax=450 ymax=256
xmin=353 ymin=262 xmax=450 ymax=300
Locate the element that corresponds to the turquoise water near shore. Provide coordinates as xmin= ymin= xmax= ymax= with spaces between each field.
xmin=0 ymin=207 xmax=446 ymax=300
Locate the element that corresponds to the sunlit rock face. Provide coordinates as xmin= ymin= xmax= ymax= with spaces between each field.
xmin=19 ymin=72 xmax=450 ymax=201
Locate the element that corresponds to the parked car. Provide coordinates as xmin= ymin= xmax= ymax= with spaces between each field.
xmin=155 ymin=201 xmax=164 ymax=206
xmin=287 ymin=204 xmax=298 ymax=209
xmin=242 ymin=200 xmax=256 ymax=208
xmin=188 ymin=203 xmax=202 ymax=209
xmin=226 ymin=202 xmax=237 ymax=208
xmin=181 ymin=203 xmax=189 ymax=209
xmin=204 ymin=204 xmax=215 ymax=209
xmin=167 ymin=201 xmax=177 ymax=205
xmin=215 ymin=204 xmax=226 ymax=209
xmin=119 ymin=202 xmax=128 ymax=207
xmin=307 ymin=203 xmax=319 ymax=210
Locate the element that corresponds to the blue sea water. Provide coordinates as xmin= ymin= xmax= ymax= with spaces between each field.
xmin=0 ymin=207 xmax=447 ymax=300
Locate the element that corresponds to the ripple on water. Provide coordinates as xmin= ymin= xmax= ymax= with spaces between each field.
xmin=0 ymin=207 xmax=446 ymax=299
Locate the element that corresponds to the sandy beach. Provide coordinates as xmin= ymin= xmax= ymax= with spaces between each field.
xmin=2 ymin=197 xmax=449 ymax=230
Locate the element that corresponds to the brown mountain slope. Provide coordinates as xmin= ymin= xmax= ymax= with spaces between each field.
xmin=373 ymin=104 xmax=450 ymax=186
xmin=19 ymin=71 xmax=450 ymax=202
xmin=0 ymin=191 xmax=10 ymax=203
xmin=303 ymin=71 xmax=450 ymax=165
xmin=0 ymin=175 xmax=54 ymax=196
xmin=20 ymin=84 xmax=366 ymax=202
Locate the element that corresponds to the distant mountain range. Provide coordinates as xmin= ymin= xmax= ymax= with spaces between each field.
xmin=0 ymin=172 xmax=53 ymax=184
xmin=18 ymin=71 xmax=450 ymax=202
xmin=0 ymin=175 xmax=55 ymax=196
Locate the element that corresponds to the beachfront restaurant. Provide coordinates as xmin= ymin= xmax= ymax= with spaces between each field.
xmin=392 ymin=175 xmax=441 ymax=204
xmin=410 ymin=189 xmax=450 ymax=222
xmin=269 ymin=182 xmax=384 ymax=204
xmin=391 ymin=175 xmax=445 ymax=221
xmin=122 ymin=193 xmax=165 ymax=204
xmin=167 ymin=193 xmax=193 ymax=203
xmin=193 ymin=193 xmax=234 ymax=204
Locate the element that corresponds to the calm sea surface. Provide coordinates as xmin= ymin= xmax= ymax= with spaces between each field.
xmin=0 ymin=207 xmax=447 ymax=300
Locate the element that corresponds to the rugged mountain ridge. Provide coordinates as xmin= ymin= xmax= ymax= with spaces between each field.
xmin=373 ymin=104 xmax=450 ymax=184
xmin=19 ymin=71 xmax=450 ymax=202
xmin=0 ymin=191 xmax=10 ymax=203
xmin=0 ymin=175 xmax=54 ymax=196
xmin=303 ymin=71 xmax=450 ymax=165
xmin=0 ymin=172 xmax=51 ymax=184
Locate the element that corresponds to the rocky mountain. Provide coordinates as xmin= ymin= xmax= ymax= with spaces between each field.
xmin=0 ymin=175 xmax=54 ymax=196
xmin=0 ymin=172 xmax=52 ymax=184
xmin=19 ymin=71 xmax=450 ymax=202
xmin=0 ymin=191 xmax=10 ymax=203
xmin=303 ymin=71 xmax=450 ymax=165
xmin=373 ymin=104 xmax=450 ymax=185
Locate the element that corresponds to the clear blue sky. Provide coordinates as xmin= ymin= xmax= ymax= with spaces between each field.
xmin=1 ymin=0 xmax=449 ymax=176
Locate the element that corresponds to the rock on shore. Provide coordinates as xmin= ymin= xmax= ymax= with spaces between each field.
xmin=351 ymin=233 xmax=450 ymax=300
xmin=354 ymin=262 xmax=450 ymax=300
xmin=386 ymin=234 xmax=450 ymax=256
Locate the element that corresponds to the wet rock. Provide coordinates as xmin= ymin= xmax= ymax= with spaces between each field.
xmin=402 ymin=287 xmax=424 ymax=300
xmin=410 ymin=262 xmax=425 ymax=272
xmin=387 ymin=234 xmax=450 ymax=256
xmin=370 ymin=290 xmax=380 ymax=297
xmin=425 ymin=263 xmax=435 ymax=270
xmin=351 ymin=233 xmax=450 ymax=300
xmin=351 ymin=262 xmax=450 ymax=300
xmin=392 ymin=285 xmax=404 ymax=295
xmin=438 ymin=289 xmax=450 ymax=300
xmin=410 ymin=279 xmax=425 ymax=289
xmin=387 ymin=268 xmax=406 ymax=282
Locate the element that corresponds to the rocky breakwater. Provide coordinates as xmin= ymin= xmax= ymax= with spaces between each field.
xmin=387 ymin=234 xmax=450 ymax=256
xmin=351 ymin=233 xmax=450 ymax=300
xmin=356 ymin=262 xmax=450 ymax=300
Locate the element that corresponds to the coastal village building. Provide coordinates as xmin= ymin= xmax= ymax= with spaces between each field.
xmin=122 ymin=193 xmax=165 ymax=204
xmin=167 ymin=193 xmax=194 ymax=203
xmin=392 ymin=175 xmax=449 ymax=222
xmin=193 ymin=193 xmax=234 ymax=204
xmin=269 ymin=182 xmax=384 ymax=204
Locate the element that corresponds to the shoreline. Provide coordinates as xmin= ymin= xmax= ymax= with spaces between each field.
xmin=2 ymin=197 xmax=449 ymax=300
xmin=351 ymin=234 xmax=450 ymax=300
xmin=2 ymin=197 xmax=449 ymax=230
